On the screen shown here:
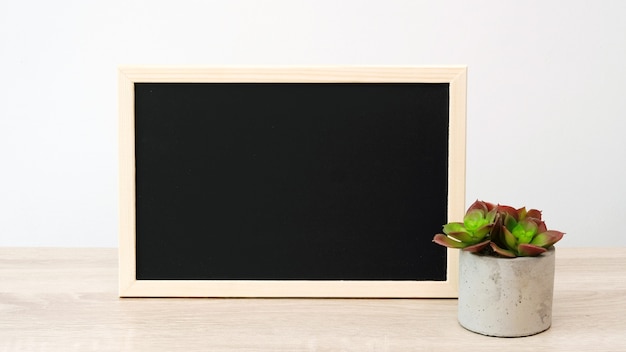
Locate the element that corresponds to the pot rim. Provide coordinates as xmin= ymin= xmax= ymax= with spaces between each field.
xmin=462 ymin=246 xmax=555 ymax=262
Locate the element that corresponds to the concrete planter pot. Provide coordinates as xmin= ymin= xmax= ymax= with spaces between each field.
xmin=457 ymin=247 xmax=556 ymax=337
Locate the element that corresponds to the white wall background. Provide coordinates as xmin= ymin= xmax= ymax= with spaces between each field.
xmin=1 ymin=0 xmax=625 ymax=247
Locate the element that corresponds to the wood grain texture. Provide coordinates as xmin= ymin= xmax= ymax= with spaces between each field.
xmin=1 ymin=247 xmax=625 ymax=351
xmin=117 ymin=65 xmax=468 ymax=83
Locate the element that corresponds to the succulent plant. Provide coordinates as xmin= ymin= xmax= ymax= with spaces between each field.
xmin=433 ymin=200 xmax=564 ymax=257
xmin=489 ymin=206 xmax=565 ymax=257
xmin=432 ymin=200 xmax=497 ymax=253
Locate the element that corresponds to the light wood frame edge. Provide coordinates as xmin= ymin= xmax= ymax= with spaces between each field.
xmin=119 ymin=66 xmax=467 ymax=298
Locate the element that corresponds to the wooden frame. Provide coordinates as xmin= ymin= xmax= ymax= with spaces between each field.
xmin=119 ymin=66 xmax=467 ymax=298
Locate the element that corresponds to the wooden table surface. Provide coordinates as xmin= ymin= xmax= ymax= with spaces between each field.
xmin=1 ymin=247 xmax=625 ymax=351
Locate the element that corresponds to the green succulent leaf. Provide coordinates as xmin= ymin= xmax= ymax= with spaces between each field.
xmin=485 ymin=208 xmax=498 ymax=223
xmin=536 ymin=220 xmax=548 ymax=233
xmin=472 ymin=224 xmax=492 ymax=241
xmin=502 ymin=226 xmax=518 ymax=251
xmin=463 ymin=209 xmax=489 ymax=232
xmin=504 ymin=213 xmax=518 ymax=232
xmin=517 ymin=207 xmax=527 ymax=221
xmin=442 ymin=222 xmax=466 ymax=235
xmin=512 ymin=219 xmax=538 ymax=244
xmin=447 ymin=231 xmax=474 ymax=243
xmin=530 ymin=230 xmax=565 ymax=248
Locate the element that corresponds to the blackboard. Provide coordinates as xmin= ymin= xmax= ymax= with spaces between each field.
xmin=119 ymin=67 xmax=467 ymax=297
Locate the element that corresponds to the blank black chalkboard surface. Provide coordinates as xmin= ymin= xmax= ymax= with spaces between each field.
xmin=119 ymin=66 xmax=467 ymax=297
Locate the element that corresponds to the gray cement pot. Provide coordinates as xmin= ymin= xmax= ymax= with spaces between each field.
xmin=457 ymin=247 xmax=556 ymax=337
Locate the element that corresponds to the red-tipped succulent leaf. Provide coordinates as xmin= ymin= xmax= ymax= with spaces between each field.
xmin=531 ymin=230 xmax=565 ymax=247
xmin=463 ymin=239 xmax=491 ymax=253
xmin=526 ymin=208 xmax=543 ymax=221
xmin=489 ymin=242 xmax=516 ymax=258
xmin=433 ymin=233 xmax=467 ymax=249
xmin=517 ymin=243 xmax=548 ymax=257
